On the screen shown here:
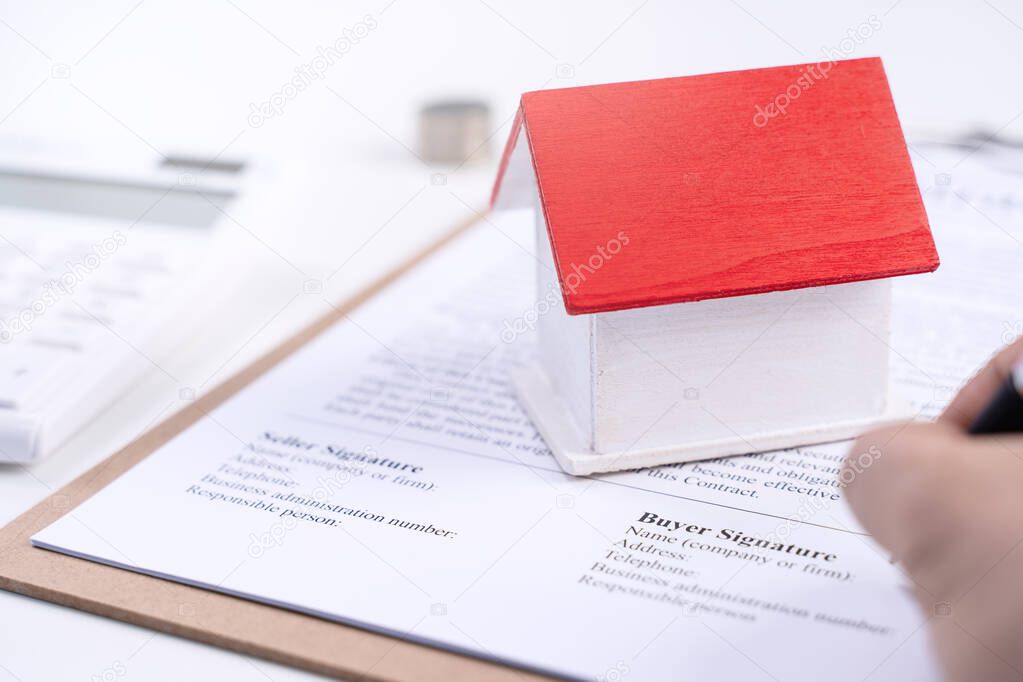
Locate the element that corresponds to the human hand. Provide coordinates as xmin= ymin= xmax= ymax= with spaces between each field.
xmin=844 ymin=338 xmax=1023 ymax=681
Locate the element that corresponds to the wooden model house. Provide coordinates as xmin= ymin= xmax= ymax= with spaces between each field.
xmin=491 ymin=57 xmax=939 ymax=475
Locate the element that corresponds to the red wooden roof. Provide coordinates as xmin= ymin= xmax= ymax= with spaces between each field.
xmin=491 ymin=57 xmax=938 ymax=315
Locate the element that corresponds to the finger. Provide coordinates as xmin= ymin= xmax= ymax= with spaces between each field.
xmin=846 ymin=422 xmax=1023 ymax=675
xmin=842 ymin=421 xmax=962 ymax=565
xmin=940 ymin=337 xmax=1023 ymax=429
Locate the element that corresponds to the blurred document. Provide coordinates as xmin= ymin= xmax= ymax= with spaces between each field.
xmin=33 ymin=149 xmax=1023 ymax=680
xmin=0 ymin=142 xmax=250 ymax=462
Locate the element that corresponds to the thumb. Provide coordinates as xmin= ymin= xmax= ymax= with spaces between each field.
xmin=842 ymin=421 xmax=962 ymax=573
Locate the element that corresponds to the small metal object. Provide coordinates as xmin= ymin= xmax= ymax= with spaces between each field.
xmin=418 ymin=99 xmax=491 ymax=165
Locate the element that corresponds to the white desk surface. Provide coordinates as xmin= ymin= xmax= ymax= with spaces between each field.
xmin=1 ymin=1 xmax=1021 ymax=679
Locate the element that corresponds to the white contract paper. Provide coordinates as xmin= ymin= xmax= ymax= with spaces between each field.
xmin=33 ymin=149 xmax=1023 ymax=681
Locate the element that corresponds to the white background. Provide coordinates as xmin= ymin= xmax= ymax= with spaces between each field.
xmin=1 ymin=1 xmax=1021 ymax=680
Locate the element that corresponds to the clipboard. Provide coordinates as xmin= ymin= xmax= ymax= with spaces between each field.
xmin=0 ymin=214 xmax=553 ymax=682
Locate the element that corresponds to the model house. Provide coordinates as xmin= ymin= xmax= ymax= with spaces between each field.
xmin=491 ymin=57 xmax=939 ymax=475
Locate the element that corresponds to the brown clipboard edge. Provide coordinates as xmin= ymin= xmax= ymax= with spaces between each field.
xmin=0 ymin=212 xmax=554 ymax=682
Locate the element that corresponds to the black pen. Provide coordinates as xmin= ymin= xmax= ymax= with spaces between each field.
xmin=968 ymin=364 xmax=1023 ymax=434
